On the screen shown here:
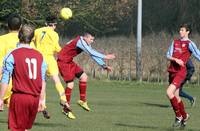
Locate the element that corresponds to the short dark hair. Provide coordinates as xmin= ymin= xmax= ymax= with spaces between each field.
xmin=83 ymin=32 xmax=94 ymax=37
xmin=180 ymin=23 xmax=192 ymax=34
xmin=18 ymin=24 xmax=34 ymax=43
xmin=7 ymin=14 xmax=22 ymax=30
xmin=46 ymin=15 xmax=57 ymax=25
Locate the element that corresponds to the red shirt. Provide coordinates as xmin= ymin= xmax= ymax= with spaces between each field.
xmin=168 ymin=39 xmax=191 ymax=73
xmin=11 ymin=47 xmax=43 ymax=96
xmin=57 ymin=36 xmax=82 ymax=63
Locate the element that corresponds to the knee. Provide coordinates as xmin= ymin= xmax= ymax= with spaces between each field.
xmin=80 ymin=73 xmax=88 ymax=82
xmin=67 ymin=82 xmax=74 ymax=89
xmin=176 ymin=96 xmax=181 ymax=102
xmin=52 ymin=75 xmax=61 ymax=83
xmin=166 ymin=88 xmax=173 ymax=99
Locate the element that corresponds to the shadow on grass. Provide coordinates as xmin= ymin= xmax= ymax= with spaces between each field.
xmin=140 ymin=102 xmax=171 ymax=108
xmin=115 ymin=123 xmax=158 ymax=129
xmin=115 ymin=123 xmax=199 ymax=131
xmin=34 ymin=122 xmax=66 ymax=127
xmin=0 ymin=119 xmax=7 ymax=124
xmin=140 ymin=102 xmax=192 ymax=109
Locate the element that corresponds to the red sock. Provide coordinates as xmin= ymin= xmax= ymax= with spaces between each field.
xmin=79 ymin=81 xmax=87 ymax=102
xmin=170 ymin=96 xmax=182 ymax=118
xmin=179 ymin=100 xmax=187 ymax=119
xmin=65 ymin=87 xmax=72 ymax=104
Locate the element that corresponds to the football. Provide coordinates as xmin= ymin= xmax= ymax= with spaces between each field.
xmin=60 ymin=7 xmax=73 ymax=20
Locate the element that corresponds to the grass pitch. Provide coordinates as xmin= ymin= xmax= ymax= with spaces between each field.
xmin=0 ymin=80 xmax=200 ymax=131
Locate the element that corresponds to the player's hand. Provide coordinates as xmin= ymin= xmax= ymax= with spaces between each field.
xmin=38 ymin=99 xmax=45 ymax=112
xmin=105 ymin=54 xmax=115 ymax=60
xmin=175 ymin=58 xmax=184 ymax=66
xmin=0 ymin=99 xmax=4 ymax=112
xmin=104 ymin=66 xmax=112 ymax=72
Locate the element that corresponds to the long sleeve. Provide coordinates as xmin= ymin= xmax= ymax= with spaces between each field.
xmin=41 ymin=60 xmax=47 ymax=81
xmin=0 ymin=43 xmax=6 ymax=68
xmin=54 ymin=33 xmax=61 ymax=53
xmin=166 ymin=41 xmax=174 ymax=59
xmin=189 ymin=41 xmax=200 ymax=61
xmin=77 ymin=37 xmax=106 ymax=59
xmin=77 ymin=37 xmax=106 ymax=66
xmin=1 ymin=53 xmax=14 ymax=84
xmin=91 ymin=56 xmax=106 ymax=67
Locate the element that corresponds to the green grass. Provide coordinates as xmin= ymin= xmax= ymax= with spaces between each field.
xmin=0 ymin=80 xmax=200 ymax=131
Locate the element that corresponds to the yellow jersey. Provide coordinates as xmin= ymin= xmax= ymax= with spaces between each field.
xmin=34 ymin=27 xmax=61 ymax=56
xmin=0 ymin=32 xmax=19 ymax=67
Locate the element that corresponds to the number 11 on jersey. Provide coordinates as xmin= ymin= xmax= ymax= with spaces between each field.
xmin=25 ymin=58 xmax=37 ymax=79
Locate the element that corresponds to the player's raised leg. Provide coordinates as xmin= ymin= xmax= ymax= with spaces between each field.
xmin=51 ymin=75 xmax=67 ymax=105
xmin=63 ymin=81 xmax=76 ymax=119
xmin=77 ymin=72 xmax=90 ymax=111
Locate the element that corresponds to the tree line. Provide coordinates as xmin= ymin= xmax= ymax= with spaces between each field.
xmin=1 ymin=0 xmax=200 ymax=36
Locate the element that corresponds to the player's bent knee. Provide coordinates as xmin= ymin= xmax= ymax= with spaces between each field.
xmin=67 ymin=82 xmax=74 ymax=89
xmin=80 ymin=73 xmax=88 ymax=82
xmin=52 ymin=75 xmax=61 ymax=83
xmin=166 ymin=88 xmax=174 ymax=99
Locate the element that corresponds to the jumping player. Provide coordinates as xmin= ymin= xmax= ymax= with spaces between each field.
xmin=166 ymin=23 xmax=200 ymax=127
xmin=34 ymin=16 xmax=71 ymax=118
xmin=57 ymin=32 xmax=115 ymax=118
xmin=0 ymin=14 xmax=21 ymax=110
xmin=0 ymin=24 xmax=47 ymax=131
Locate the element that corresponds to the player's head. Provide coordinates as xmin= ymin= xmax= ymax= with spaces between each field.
xmin=179 ymin=23 xmax=191 ymax=38
xmin=45 ymin=15 xmax=57 ymax=30
xmin=18 ymin=24 xmax=34 ymax=44
xmin=83 ymin=32 xmax=95 ymax=45
xmin=7 ymin=14 xmax=22 ymax=31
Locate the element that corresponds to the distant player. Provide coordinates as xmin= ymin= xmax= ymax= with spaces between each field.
xmin=179 ymin=59 xmax=196 ymax=107
xmin=0 ymin=14 xmax=21 ymax=110
xmin=166 ymin=23 xmax=200 ymax=127
xmin=34 ymin=15 xmax=69 ymax=118
xmin=57 ymin=32 xmax=115 ymax=119
xmin=0 ymin=24 xmax=47 ymax=131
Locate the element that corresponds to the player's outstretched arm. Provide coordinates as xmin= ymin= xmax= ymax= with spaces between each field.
xmin=104 ymin=54 xmax=115 ymax=60
xmin=103 ymin=65 xmax=113 ymax=72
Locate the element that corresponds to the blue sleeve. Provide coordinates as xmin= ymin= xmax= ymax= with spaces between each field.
xmin=91 ymin=56 xmax=106 ymax=67
xmin=41 ymin=60 xmax=47 ymax=81
xmin=166 ymin=41 xmax=174 ymax=59
xmin=77 ymin=37 xmax=106 ymax=59
xmin=189 ymin=42 xmax=200 ymax=61
xmin=1 ymin=54 xmax=14 ymax=84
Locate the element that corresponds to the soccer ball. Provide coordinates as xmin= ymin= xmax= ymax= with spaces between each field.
xmin=60 ymin=7 xmax=73 ymax=20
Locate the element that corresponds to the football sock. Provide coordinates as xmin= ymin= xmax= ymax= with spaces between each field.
xmin=55 ymin=83 xmax=66 ymax=102
xmin=65 ymin=87 xmax=72 ymax=104
xmin=170 ymin=96 xmax=182 ymax=118
xmin=79 ymin=81 xmax=87 ymax=102
xmin=178 ymin=100 xmax=187 ymax=119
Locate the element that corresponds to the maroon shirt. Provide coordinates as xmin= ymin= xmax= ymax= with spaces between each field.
xmin=168 ymin=39 xmax=191 ymax=73
xmin=11 ymin=47 xmax=43 ymax=96
xmin=57 ymin=36 xmax=82 ymax=63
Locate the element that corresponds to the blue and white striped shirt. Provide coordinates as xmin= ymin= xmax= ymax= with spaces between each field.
xmin=77 ymin=36 xmax=106 ymax=67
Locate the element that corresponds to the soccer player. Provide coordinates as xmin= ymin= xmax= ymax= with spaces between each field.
xmin=0 ymin=24 xmax=47 ymax=131
xmin=179 ymin=59 xmax=196 ymax=107
xmin=57 ymin=32 xmax=115 ymax=118
xmin=33 ymin=15 xmax=71 ymax=118
xmin=0 ymin=14 xmax=21 ymax=110
xmin=166 ymin=23 xmax=200 ymax=127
